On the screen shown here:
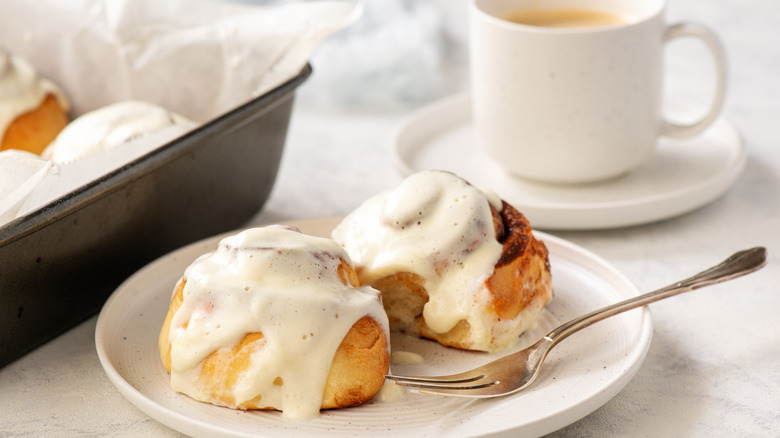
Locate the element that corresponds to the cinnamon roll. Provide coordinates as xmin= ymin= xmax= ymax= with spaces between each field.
xmin=332 ymin=170 xmax=552 ymax=352
xmin=158 ymin=225 xmax=390 ymax=419
xmin=42 ymin=100 xmax=194 ymax=163
xmin=0 ymin=50 xmax=69 ymax=155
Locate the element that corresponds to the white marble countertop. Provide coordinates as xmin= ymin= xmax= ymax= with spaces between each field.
xmin=2 ymin=0 xmax=778 ymax=436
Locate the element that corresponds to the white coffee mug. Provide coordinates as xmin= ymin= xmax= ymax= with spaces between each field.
xmin=470 ymin=0 xmax=727 ymax=183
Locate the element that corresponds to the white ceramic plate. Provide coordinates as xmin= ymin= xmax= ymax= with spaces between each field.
xmin=96 ymin=217 xmax=652 ymax=438
xmin=394 ymin=93 xmax=746 ymax=230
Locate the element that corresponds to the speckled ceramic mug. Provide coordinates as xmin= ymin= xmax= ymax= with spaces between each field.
xmin=470 ymin=0 xmax=726 ymax=183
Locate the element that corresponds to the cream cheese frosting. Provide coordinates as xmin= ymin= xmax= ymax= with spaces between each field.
xmin=332 ymin=170 xmax=505 ymax=349
xmin=42 ymin=100 xmax=194 ymax=163
xmin=167 ymin=225 xmax=389 ymax=419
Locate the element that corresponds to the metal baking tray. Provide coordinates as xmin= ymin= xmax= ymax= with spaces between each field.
xmin=0 ymin=64 xmax=312 ymax=367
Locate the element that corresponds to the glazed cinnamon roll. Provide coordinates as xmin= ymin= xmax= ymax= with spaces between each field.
xmin=332 ymin=170 xmax=552 ymax=352
xmin=158 ymin=225 xmax=390 ymax=419
xmin=42 ymin=100 xmax=194 ymax=163
xmin=0 ymin=50 xmax=69 ymax=155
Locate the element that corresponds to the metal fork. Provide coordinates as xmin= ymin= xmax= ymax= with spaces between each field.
xmin=385 ymin=247 xmax=768 ymax=398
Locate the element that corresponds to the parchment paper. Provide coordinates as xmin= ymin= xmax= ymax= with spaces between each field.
xmin=0 ymin=0 xmax=361 ymax=226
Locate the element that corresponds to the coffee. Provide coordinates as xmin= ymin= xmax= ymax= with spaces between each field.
xmin=502 ymin=8 xmax=626 ymax=28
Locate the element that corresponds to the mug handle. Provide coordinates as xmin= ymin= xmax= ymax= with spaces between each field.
xmin=661 ymin=22 xmax=727 ymax=139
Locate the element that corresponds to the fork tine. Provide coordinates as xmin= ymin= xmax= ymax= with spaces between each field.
xmin=385 ymin=372 xmax=486 ymax=385
xmin=394 ymin=380 xmax=510 ymax=398
xmin=385 ymin=367 xmax=503 ymax=398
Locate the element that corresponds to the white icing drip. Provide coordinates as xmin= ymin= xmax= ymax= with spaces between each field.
xmin=167 ymin=225 xmax=388 ymax=419
xmin=0 ymin=50 xmax=69 ymax=141
xmin=42 ymin=100 xmax=194 ymax=163
xmin=375 ymin=380 xmax=405 ymax=402
xmin=390 ymin=350 xmax=424 ymax=365
xmin=332 ymin=170 xmax=504 ymax=346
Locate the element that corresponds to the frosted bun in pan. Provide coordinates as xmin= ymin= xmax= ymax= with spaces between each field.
xmin=42 ymin=100 xmax=195 ymax=163
xmin=0 ymin=50 xmax=69 ymax=155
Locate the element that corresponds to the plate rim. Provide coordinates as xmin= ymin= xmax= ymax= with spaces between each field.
xmin=392 ymin=92 xmax=746 ymax=230
xmin=95 ymin=217 xmax=653 ymax=437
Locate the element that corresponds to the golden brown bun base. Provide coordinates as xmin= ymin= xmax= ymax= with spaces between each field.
xmin=1 ymin=94 xmax=68 ymax=155
xmin=159 ymin=261 xmax=389 ymax=411
xmin=369 ymin=201 xmax=552 ymax=351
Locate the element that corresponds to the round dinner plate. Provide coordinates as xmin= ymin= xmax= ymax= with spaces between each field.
xmin=394 ymin=93 xmax=746 ymax=230
xmin=96 ymin=217 xmax=652 ymax=438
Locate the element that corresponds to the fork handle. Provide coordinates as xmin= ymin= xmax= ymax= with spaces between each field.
xmin=544 ymin=247 xmax=768 ymax=346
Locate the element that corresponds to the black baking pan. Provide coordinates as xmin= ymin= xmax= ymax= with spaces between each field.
xmin=0 ymin=64 xmax=312 ymax=367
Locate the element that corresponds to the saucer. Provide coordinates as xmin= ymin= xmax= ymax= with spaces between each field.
xmin=393 ymin=93 xmax=746 ymax=230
